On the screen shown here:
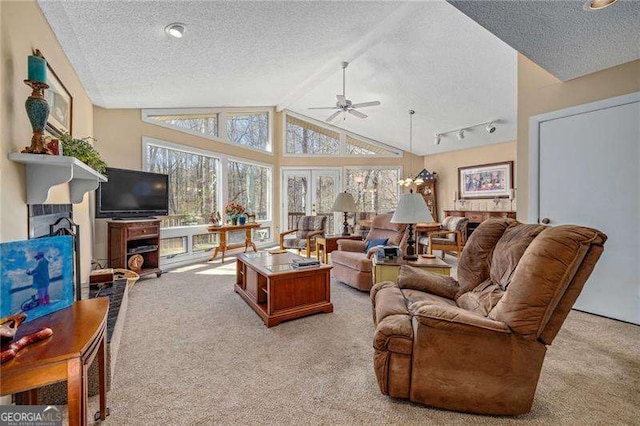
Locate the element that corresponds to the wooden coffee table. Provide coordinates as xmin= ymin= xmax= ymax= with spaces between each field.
xmin=235 ymin=252 xmax=333 ymax=327
xmin=372 ymin=255 xmax=451 ymax=285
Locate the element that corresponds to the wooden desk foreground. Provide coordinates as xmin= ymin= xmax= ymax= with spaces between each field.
xmin=1 ymin=298 xmax=109 ymax=426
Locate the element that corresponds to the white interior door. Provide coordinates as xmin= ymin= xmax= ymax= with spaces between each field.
xmin=532 ymin=93 xmax=639 ymax=324
xmin=282 ymin=169 xmax=341 ymax=234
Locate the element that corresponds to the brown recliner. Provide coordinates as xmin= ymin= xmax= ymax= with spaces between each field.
xmin=331 ymin=213 xmax=407 ymax=291
xmin=370 ymin=218 xmax=607 ymax=415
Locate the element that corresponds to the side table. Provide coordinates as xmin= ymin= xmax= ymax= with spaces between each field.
xmin=0 ymin=298 xmax=110 ymax=426
xmin=315 ymin=234 xmax=363 ymax=263
xmin=372 ymin=256 xmax=451 ymax=284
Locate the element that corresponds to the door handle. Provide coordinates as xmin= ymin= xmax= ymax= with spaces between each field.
xmin=541 ymin=218 xmax=551 ymax=224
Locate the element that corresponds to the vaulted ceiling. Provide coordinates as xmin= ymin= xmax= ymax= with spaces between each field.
xmin=45 ymin=0 xmax=614 ymax=155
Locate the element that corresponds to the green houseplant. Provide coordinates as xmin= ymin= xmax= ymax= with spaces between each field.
xmin=58 ymin=132 xmax=108 ymax=174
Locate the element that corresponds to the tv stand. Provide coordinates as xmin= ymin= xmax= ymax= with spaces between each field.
xmin=107 ymin=219 xmax=162 ymax=278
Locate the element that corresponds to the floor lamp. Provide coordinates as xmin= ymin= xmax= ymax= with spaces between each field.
xmin=391 ymin=189 xmax=433 ymax=260
xmin=332 ymin=191 xmax=357 ymax=236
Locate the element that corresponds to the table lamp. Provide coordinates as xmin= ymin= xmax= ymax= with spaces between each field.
xmin=391 ymin=189 xmax=434 ymax=260
xmin=332 ymin=191 xmax=357 ymax=236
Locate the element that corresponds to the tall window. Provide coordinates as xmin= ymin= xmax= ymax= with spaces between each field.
xmin=286 ymin=115 xmax=340 ymax=155
xmin=227 ymin=113 xmax=270 ymax=152
xmin=145 ymin=143 xmax=219 ymax=227
xmin=145 ymin=112 xmax=219 ymax=138
xmin=345 ymin=168 xmax=400 ymax=214
xmin=227 ymin=160 xmax=271 ymax=220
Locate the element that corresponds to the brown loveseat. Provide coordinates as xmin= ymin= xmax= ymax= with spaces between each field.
xmin=371 ymin=218 xmax=607 ymax=415
xmin=331 ymin=213 xmax=407 ymax=291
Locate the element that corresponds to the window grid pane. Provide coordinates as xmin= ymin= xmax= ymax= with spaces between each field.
xmin=286 ymin=116 xmax=340 ymax=155
xmin=193 ymin=233 xmax=219 ymax=252
xmin=160 ymin=237 xmax=187 ymax=257
xmin=226 ymin=113 xmax=270 ymax=152
xmin=345 ymin=168 xmax=399 ymax=214
xmin=227 ymin=161 xmax=271 ymax=221
xmin=146 ymin=144 xmax=219 ymax=228
xmin=147 ymin=114 xmax=218 ymax=137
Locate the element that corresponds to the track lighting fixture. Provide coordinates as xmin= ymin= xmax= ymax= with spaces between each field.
xmin=434 ymin=119 xmax=499 ymax=144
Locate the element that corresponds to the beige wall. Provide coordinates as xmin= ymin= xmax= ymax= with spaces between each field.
xmin=517 ymin=55 xmax=640 ymax=220
xmin=1 ymin=0 xmax=95 ymax=280
xmin=423 ymin=141 xmax=516 ymax=221
xmin=92 ymin=108 xmax=422 ymax=241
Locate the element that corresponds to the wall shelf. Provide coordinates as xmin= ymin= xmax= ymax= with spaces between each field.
xmin=9 ymin=153 xmax=107 ymax=204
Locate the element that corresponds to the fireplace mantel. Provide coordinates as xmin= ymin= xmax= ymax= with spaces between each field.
xmin=9 ymin=153 xmax=107 ymax=204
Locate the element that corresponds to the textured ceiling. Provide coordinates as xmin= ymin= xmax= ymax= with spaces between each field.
xmin=448 ymin=0 xmax=640 ymax=81
xmin=38 ymin=0 xmax=518 ymax=155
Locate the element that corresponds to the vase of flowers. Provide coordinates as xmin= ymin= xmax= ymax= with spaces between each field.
xmin=224 ymin=201 xmax=245 ymax=225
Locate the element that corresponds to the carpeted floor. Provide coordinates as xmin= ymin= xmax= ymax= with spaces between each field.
xmin=102 ymin=258 xmax=640 ymax=425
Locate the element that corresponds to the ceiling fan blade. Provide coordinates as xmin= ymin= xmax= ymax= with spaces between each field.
xmin=309 ymin=107 xmax=340 ymax=110
xmin=351 ymin=101 xmax=381 ymax=109
xmin=326 ymin=110 xmax=342 ymax=122
xmin=336 ymin=95 xmax=346 ymax=105
xmin=348 ymin=109 xmax=367 ymax=119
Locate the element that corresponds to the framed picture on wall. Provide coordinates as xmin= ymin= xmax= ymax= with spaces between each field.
xmin=458 ymin=161 xmax=513 ymax=199
xmin=45 ymin=63 xmax=72 ymax=136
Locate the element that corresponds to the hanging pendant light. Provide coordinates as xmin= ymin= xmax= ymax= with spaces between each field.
xmin=398 ymin=110 xmax=423 ymax=187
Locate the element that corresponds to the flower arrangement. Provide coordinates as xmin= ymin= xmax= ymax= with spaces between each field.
xmin=224 ymin=201 xmax=245 ymax=216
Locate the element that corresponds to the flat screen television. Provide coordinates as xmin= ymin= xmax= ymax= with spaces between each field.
xmin=96 ymin=168 xmax=169 ymax=219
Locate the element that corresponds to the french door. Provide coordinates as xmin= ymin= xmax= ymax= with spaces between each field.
xmin=281 ymin=169 xmax=341 ymax=234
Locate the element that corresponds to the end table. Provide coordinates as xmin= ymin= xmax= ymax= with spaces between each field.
xmin=372 ymin=255 xmax=451 ymax=284
xmin=315 ymin=234 xmax=363 ymax=264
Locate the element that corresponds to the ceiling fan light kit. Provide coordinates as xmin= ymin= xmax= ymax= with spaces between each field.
xmin=309 ymin=61 xmax=381 ymax=122
xmin=434 ymin=119 xmax=500 ymax=145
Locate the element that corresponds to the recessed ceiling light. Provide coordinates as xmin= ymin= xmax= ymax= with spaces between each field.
xmin=165 ymin=23 xmax=186 ymax=38
xmin=587 ymin=0 xmax=618 ymax=10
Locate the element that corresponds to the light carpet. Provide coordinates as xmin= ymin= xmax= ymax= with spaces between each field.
xmin=102 ymin=259 xmax=640 ymax=425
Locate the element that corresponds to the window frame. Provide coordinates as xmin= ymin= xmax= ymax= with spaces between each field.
xmin=282 ymin=110 xmax=403 ymax=158
xmin=142 ymin=107 xmax=274 ymax=155
xmin=142 ymin=136 xmax=275 ymax=267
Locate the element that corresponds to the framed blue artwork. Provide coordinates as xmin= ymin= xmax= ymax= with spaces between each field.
xmin=0 ymin=235 xmax=75 ymax=322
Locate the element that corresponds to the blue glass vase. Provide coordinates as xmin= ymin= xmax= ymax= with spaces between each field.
xmin=23 ymin=81 xmax=50 ymax=154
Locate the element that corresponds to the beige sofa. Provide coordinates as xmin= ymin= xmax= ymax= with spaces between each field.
xmin=331 ymin=213 xmax=407 ymax=291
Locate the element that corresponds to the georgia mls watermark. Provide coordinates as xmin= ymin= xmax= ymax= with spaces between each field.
xmin=0 ymin=405 xmax=62 ymax=426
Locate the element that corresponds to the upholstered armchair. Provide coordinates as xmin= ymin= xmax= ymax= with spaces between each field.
xmin=331 ymin=213 xmax=407 ymax=291
xmin=417 ymin=216 xmax=468 ymax=258
xmin=371 ymin=218 xmax=606 ymax=415
xmin=279 ymin=215 xmax=327 ymax=258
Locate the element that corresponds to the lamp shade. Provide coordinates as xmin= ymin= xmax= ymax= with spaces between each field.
xmin=391 ymin=193 xmax=433 ymax=224
xmin=331 ymin=192 xmax=356 ymax=212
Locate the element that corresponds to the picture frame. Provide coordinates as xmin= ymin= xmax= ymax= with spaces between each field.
xmin=45 ymin=62 xmax=73 ymax=137
xmin=458 ymin=161 xmax=514 ymax=199
xmin=0 ymin=236 xmax=75 ymax=323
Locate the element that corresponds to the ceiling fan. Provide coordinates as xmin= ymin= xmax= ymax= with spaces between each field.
xmin=309 ymin=61 xmax=381 ymax=122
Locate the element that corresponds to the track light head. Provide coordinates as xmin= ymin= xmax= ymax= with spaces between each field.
xmin=486 ymin=122 xmax=496 ymax=134
xmin=434 ymin=134 xmax=441 ymax=145
xmin=456 ymin=129 xmax=465 ymax=140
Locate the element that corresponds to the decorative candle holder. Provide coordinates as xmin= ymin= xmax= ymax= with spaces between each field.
xmin=22 ymin=80 xmax=51 ymax=154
